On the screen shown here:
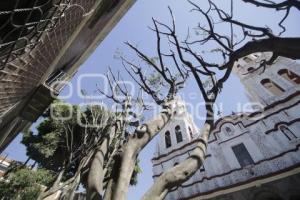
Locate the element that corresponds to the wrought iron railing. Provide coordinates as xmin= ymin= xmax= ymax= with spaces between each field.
xmin=0 ymin=0 xmax=70 ymax=70
xmin=45 ymin=69 xmax=71 ymax=94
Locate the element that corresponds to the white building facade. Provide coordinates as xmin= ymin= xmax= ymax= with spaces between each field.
xmin=152 ymin=54 xmax=300 ymax=200
xmin=0 ymin=155 xmax=12 ymax=178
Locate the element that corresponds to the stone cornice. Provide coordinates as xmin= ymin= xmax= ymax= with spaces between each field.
xmin=152 ymin=92 xmax=300 ymax=164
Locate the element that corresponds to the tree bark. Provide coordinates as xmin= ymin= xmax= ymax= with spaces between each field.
xmin=233 ymin=37 xmax=300 ymax=61
xmin=86 ymin=150 xmax=105 ymax=200
xmin=103 ymin=178 xmax=115 ymax=200
xmin=64 ymin=172 xmax=82 ymax=200
xmin=53 ymin=167 xmax=65 ymax=188
xmin=87 ymin=127 xmax=115 ymax=200
xmin=141 ymin=122 xmax=213 ymax=200
xmin=111 ymin=141 xmax=137 ymax=200
xmin=111 ymin=103 xmax=174 ymax=200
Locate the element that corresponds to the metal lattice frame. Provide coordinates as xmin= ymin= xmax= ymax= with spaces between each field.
xmin=0 ymin=0 xmax=71 ymax=70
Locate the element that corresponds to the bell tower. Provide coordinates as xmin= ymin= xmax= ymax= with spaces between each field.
xmin=233 ymin=53 xmax=300 ymax=106
xmin=154 ymin=97 xmax=199 ymax=158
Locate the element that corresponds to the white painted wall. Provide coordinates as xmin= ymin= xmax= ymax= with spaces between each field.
xmin=152 ymin=55 xmax=300 ymax=199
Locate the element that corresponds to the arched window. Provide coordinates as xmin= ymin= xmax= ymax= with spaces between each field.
xmin=165 ymin=131 xmax=171 ymax=148
xmin=278 ymin=69 xmax=300 ymax=85
xmin=243 ymin=57 xmax=252 ymax=63
xmin=188 ymin=126 xmax=193 ymax=139
xmin=175 ymin=125 xmax=183 ymax=143
xmin=225 ymin=127 xmax=234 ymax=136
xmin=261 ymin=78 xmax=285 ymax=96
xmin=200 ymin=165 xmax=205 ymax=172
xmin=247 ymin=67 xmax=254 ymax=72
xmin=279 ymin=125 xmax=297 ymax=141
xmin=225 ymin=127 xmax=231 ymax=132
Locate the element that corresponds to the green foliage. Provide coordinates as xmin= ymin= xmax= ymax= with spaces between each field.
xmin=130 ymin=159 xmax=142 ymax=186
xmin=22 ymin=104 xmax=78 ymax=172
xmin=0 ymin=167 xmax=54 ymax=200
xmin=22 ymin=100 xmax=114 ymax=177
xmin=148 ymin=72 xmax=162 ymax=88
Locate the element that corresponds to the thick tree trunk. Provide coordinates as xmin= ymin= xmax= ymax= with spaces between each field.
xmin=111 ymin=103 xmax=174 ymax=200
xmin=64 ymin=172 xmax=81 ymax=200
xmin=141 ymin=122 xmax=212 ymax=200
xmin=86 ymin=150 xmax=106 ymax=200
xmin=103 ymin=178 xmax=115 ymax=200
xmin=111 ymin=142 xmax=137 ymax=200
xmin=87 ymin=128 xmax=115 ymax=200
xmin=53 ymin=167 xmax=65 ymax=188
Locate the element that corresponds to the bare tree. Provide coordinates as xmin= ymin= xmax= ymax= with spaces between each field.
xmin=96 ymin=53 xmax=188 ymax=200
xmin=138 ymin=0 xmax=300 ymax=199
xmin=43 ymin=1 xmax=300 ymax=199
xmin=81 ymin=1 xmax=300 ymax=199
xmin=133 ymin=8 xmax=226 ymax=200
xmin=242 ymin=0 xmax=300 ymax=11
xmin=187 ymin=0 xmax=300 ymax=74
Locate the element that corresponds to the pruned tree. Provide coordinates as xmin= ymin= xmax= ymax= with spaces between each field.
xmin=242 ymin=0 xmax=300 ymax=12
xmin=127 ymin=7 xmax=227 ymax=200
xmin=94 ymin=56 xmax=188 ymax=200
xmin=21 ymin=100 xmax=123 ymax=200
xmin=70 ymin=1 xmax=299 ymax=199
xmin=186 ymin=0 xmax=300 ymax=75
xmin=19 ymin=0 xmax=300 ymax=199
xmin=119 ymin=0 xmax=299 ymax=199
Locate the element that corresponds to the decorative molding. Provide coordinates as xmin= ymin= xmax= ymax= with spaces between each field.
xmin=182 ymin=164 xmax=300 ymax=200
xmin=153 ymin=144 xmax=300 ymax=181
xmin=265 ymin=118 xmax=300 ymax=135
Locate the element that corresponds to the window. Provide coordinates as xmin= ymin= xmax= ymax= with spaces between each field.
xmin=165 ymin=131 xmax=171 ymax=148
xmin=261 ymin=78 xmax=285 ymax=96
xmin=278 ymin=69 xmax=300 ymax=85
xmin=247 ymin=67 xmax=254 ymax=72
xmin=243 ymin=57 xmax=252 ymax=62
xmin=279 ymin=125 xmax=297 ymax=140
xmin=175 ymin=125 xmax=183 ymax=143
xmin=200 ymin=165 xmax=205 ymax=172
xmin=225 ymin=126 xmax=234 ymax=136
xmin=232 ymin=143 xmax=254 ymax=167
xmin=188 ymin=127 xmax=193 ymax=139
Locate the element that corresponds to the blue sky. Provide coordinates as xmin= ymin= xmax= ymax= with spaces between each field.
xmin=4 ymin=0 xmax=300 ymax=199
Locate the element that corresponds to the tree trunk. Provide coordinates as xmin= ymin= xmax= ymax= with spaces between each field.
xmin=103 ymin=178 xmax=115 ymax=200
xmin=53 ymin=167 xmax=65 ymax=188
xmin=111 ymin=142 xmax=137 ymax=200
xmin=141 ymin=122 xmax=213 ymax=200
xmin=63 ymin=172 xmax=81 ymax=200
xmin=31 ymin=161 xmax=36 ymax=169
xmin=87 ymin=128 xmax=114 ymax=200
xmin=23 ymin=157 xmax=30 ymax=166
xmin=111 ymin=102 xmax=174 ymax=200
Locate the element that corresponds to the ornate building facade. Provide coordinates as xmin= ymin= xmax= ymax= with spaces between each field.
xmin=152 ymin=54 xmax=300 ymax=200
